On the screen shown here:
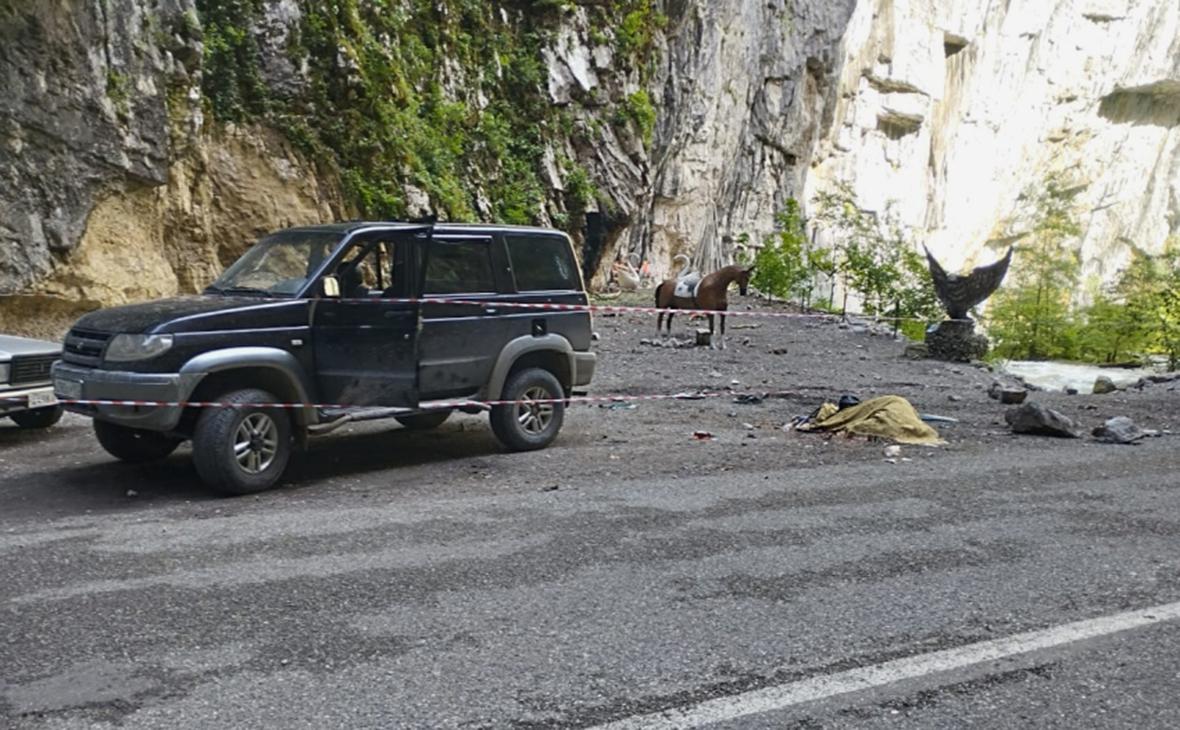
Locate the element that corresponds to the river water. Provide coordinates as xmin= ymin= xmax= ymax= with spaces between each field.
xmin=999 ymin=360 xmax=1157 ymax=392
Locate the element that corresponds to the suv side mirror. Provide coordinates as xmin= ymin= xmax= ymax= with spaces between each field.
xmin=321 ymin=275 xmax=340 ymax=298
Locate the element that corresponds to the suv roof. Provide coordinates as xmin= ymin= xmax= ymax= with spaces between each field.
xmin=282 ymin=221 xmax=569 ymax=237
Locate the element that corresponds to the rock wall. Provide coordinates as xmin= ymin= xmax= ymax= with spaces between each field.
xmin=631 ymin=0 xmax=857 ymax=279
xmin=0 ymin=0 xmax=339 ymax=337
xmin=806 ymin=0 xmax=1180 ymax=290
xmin=3 ymin=0 xmax=1177 ymax=337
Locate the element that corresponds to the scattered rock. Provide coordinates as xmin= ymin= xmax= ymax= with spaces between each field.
xmin=1005 ymin=401 xmax=1082 ymax=438
xmin=883 ymin=445 xmax=901 ymax=458
xmin=948 ymin=394 xmax=963 ymax=402
xmin=742 ymin=422 xmax=755 ymax=430
xmin=691 ymin=431 xmax=715 ymax=441
xmin=126 ymin=489 xmax=139 ymax=498
xmin=903 ymin=342 xmax=929 ymax=360
xmin=733 ymin=393 xmax=764 ymax=405
xmin=987 ymin=381 xmax=1027 ymax=404
xmin=1092 ymin=416 xmax=1145 ymax=444
xmin=1065 ymin=387 xmax=1079 ymax=395
xmin=540 ymin=484 xmax=559 ymax=492
xmin=769 ymin=347 xmax=789 ymax=355
xmin=1092 ymin=376 xmax=1118 ymax=394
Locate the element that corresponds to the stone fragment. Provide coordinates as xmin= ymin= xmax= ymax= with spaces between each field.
xmin=1092 ymin=416 xmax=1145 ymax=444
xmin=1005 ymin=402 xmax=1081 ymax=438
xmin=988 ymin=381 xmax=1027 ymax=404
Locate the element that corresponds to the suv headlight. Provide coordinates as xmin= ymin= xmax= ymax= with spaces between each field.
xmin=105 ymin=334 xmax=174 ymax=362
xmin=0 ymin=362 xmax=8 ymax=383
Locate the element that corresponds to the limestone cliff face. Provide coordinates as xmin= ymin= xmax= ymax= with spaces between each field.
xmin=806 ymin=0 xmax=1180 ymax=288
xmin=0 ymin=0 xmax=858 ymax=333
xmin=0 ymin=0 xmax=339 ymax=337
xmin=626 ymin=0 xmax=857 ymax=279
xmin=2 ymin=0 xmax=1177 ymax=337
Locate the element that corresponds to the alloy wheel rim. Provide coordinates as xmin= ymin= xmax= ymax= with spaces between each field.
xmin=515 ymin=386 xmax=555 ymax=435
xmin=234 ymin=412 xmax=279 ymax=474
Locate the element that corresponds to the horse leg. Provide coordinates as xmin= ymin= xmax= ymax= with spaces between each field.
xmin=707 ymin=313 xmax=716 ymax=349
xmin=666 ymin=311 xmax=675 ymax=335
xmin=719 ymin=312 xmax=727 ymax=350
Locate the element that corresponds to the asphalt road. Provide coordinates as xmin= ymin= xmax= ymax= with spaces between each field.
xmin=2 ymin=408 xmax=1180 ymax=729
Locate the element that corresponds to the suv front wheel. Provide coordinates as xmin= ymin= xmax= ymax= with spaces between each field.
xmin=192 ymin=389 xmax=292 ymax=496
xmin=490 ymin=367 xmax=565 ymax=452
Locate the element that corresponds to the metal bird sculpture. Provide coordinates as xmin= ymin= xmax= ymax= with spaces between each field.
xmin=923 ymin=245 xmax=1014 ymax=320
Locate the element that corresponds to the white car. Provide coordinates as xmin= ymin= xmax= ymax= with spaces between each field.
xmin=0 ymin=334 xmax=63 ymax=429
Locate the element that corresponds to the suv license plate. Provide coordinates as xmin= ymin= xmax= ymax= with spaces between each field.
xmin=28 ymin=390 xmax=58 ymax=408
xmin=54 ymin=378 xmax=82 ymax=401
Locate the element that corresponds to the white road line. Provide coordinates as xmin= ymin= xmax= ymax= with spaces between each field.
xmin=592 ymin=601 xmax=1180 ymax=729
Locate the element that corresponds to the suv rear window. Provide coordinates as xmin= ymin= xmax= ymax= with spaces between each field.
xmin=506 ymin=235 xmax=579 ymax=291
xmin=424 ymin=240 xmax=496 ymax=294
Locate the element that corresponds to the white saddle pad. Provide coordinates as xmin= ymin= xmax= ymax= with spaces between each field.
xmin=673 ymin=274 xmax=701 ymax=300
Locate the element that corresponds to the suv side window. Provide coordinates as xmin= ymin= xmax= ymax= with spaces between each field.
xmin=334 ymin=240 xmax=404 ymax=298
xmin=423 ymin=240 xmax=496 ymax=294
xmin=506 ymin=234 xmax=578 ymax=291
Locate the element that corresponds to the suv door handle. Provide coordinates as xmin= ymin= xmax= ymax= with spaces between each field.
xmin=483 ymin=307 xmax=498 ymax=315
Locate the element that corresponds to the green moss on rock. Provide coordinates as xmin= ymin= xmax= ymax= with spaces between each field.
xmin=194 ymin=0 xmax=663 ymax=230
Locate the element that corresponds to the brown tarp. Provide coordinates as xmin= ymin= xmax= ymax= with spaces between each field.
xmin=796 ymin=395 xmax=945 ymax=445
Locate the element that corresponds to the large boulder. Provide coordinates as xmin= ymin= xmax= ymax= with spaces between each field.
xmin=1004 ymin=401 xmax=1081 ymax=438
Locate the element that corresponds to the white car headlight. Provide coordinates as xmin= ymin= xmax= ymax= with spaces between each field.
xmin=105 ymin=334 xmax=174 ymax=363
xmin=0 ymin=363 xmax=8 ymax=383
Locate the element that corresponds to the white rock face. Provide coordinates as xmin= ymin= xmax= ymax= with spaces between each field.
xmin=806 ymin=0 xmax=1180 ymax=290
xmin=619 ymin=0 xmax=857 ymax=281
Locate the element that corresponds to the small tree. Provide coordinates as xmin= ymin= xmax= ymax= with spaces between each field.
xmin=987 ymin=178 xmax=1083 ymax=360
xmin=810 ymin=185 xmax=939 ymax=334
xmin=750 ymin=199 xmax=811 ymax=304
xmin=1075 ymin=295 xmax=1145 ymax=364
xmin=1118 ymin=239 xmax=1180 ymax=370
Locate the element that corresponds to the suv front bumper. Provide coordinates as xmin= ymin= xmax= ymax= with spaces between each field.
xmin=52 ymin=362 xmax=197 ymax=432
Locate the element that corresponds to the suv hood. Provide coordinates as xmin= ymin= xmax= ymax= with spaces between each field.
xmin=0 ymin=334 xmax=61 ymax=359
xmin=72 ymin=296 xmax=274 ymax=334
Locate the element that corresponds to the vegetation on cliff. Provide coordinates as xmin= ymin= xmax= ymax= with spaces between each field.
xmin=195 ymin=0 xmax=663 ymax=232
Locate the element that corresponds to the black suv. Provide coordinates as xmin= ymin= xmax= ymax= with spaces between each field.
xmin=52 ymin=222 xmax=596 ymax=494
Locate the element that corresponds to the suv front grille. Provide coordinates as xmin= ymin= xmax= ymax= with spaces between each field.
xmin=62 ymin=329 xmax=112 ymax=368
xmin=10 ymin=354 xmax=58 ymax=385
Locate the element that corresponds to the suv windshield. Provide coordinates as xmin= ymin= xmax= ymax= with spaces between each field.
xmin=207 ymin=230 xmax=343 ymax=296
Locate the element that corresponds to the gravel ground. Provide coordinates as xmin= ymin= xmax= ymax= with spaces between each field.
xmin=3 ymin=295 xmax=1180 ymax=728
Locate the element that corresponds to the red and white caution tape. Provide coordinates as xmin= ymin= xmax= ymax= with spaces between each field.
xmin=2 ymin=389 xmax=803 ymax=411
xmin=335 ymin=296 xmax=949 ymax=325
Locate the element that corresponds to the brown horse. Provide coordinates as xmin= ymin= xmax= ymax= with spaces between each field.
xmin=655 ymin=264 xmax=754 ymax=349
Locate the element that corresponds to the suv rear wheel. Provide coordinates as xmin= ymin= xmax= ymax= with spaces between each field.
xmin=11 ymin=405 xmax=64 ymax=430
xmin=490 ymin=367 xmax=565 ymax=452
xmin=192 ymin=389 xmax=292 ymax=496
xmin=94 ymin=420 xmax=181 ymax=463
xmin=395 ymin=410 xmax=451 ymax=431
